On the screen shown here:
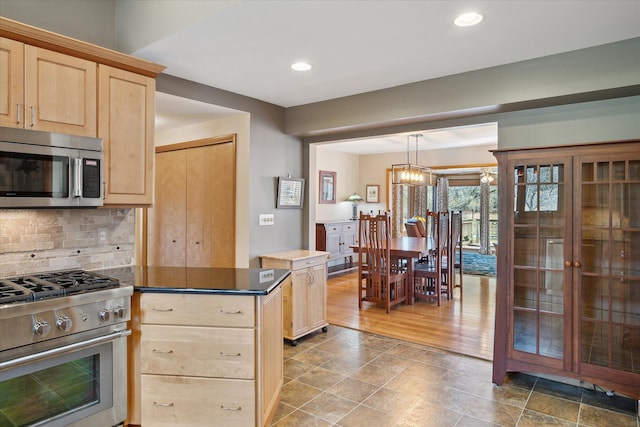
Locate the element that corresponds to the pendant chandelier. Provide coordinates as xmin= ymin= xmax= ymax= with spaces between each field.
xmin=392 ymin=133 xmax=432 ymax=186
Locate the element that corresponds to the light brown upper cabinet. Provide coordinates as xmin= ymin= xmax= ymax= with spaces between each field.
xmin=146 ymin=136 xmax=236 ymax=268
xmin=99 ymin=65 xmax=155 ymax=206
xmin=1 ymin=38 xmax=97 ymax=136
xmin=1 ymin=17 xmax=165 ymax=207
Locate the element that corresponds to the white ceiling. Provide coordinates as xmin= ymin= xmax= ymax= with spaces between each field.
xmin=144 ymin=1 xmax=640 ymax=153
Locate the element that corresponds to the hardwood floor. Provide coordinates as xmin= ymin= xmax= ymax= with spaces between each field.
xmin=326 ymin=271 xmax=496 ymax=361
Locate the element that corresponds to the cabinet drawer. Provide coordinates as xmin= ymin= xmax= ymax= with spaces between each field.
xmin=141 ymin=325 xmax=255 ymax=379
xmin=290 ymin=255 xmax=328 ymax=271
xmin=140 ymin=293 xmax=254 ymax=327
xmin=141 ymin=374 xmax=255 ymax=427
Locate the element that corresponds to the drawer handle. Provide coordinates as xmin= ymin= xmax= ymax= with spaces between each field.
xmin=153 ymin=402 xmax=174 ymax=407
xmin=152 ymin=307 xmax=174 ymax=312
xmin=220 ymin=310 xmax=243 ymax=315
xmin=152 ymin=349 xmax=174 ymax=354
xmin=220 ymin=405 xmax=242 ymax=411
xmin=306 ymin=261 xmax=316 ymax=265
xmin=220 ymin=351 xmax=242 ymax=357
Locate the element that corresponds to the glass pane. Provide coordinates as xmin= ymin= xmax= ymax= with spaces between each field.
xmin=540 ymin=273 xmax=563 ymax=314
xmin=582 ymin=320 xmax=608 ymax=368
xmin=628 ymin=230 xmax=640 ymax=277
xmin=539 ymin=165 xmax=552 ymax=183
xmin=582 ymin=276 xmax=609 ymax=321
xmin=582 ymin=162 xmax=595 ymax=182
xmin=611 ymin=325 xmax=638 ymax=373
xmin=526 ymin=165 xmax=539 ymax=183
xmin=524 ymin=185 xmax=538 ymax=211
xmin=540 ymin=313 xmax=563 ymax=359
xmin=514 ymin=310 xmax=537 ymax=353
xmin=597 ymin=162 xmax=609 ymax=181
xmin=581 ymin=230 xmax=609 ymax=274
xmin=611 ymin=278 xmax=640 ymax=326
xmin=612 ymin=161 xmax=626 ymax=181
xmin=630 ymin=160 xmax=640 ymax=180
xmin=629 ymin=183 xmax=640 ymax=228
xmin=514 ymin=268 xmax=537 ymax=309
xmin=514 ymin=227 xmax=537 ymax=266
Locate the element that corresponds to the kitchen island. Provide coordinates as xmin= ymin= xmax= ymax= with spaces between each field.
xmin=100 ymin=266 xmax=289 ymax=427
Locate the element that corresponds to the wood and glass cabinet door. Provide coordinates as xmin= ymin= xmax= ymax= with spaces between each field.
xmin=576 ymin=155 xmax=640 ymax=378
xmin=510 ymin=157 xmax=572 ymax=369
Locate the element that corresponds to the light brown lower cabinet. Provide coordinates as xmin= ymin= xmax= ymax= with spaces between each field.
xmin=127 ymin=284 xmax=284 ymax=426
xmin=260 ymin=250 xmax=329 ymax=345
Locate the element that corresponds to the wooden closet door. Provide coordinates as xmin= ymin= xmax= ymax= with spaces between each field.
xmin=147 ymin=150 xmax=187 ymax=266
xmin=186 ymin=142 xmax=235 ymax=267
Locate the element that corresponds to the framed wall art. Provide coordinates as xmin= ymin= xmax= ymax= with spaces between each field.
xmin=366 ymin=184 xmax=379 ymax=203
xmin=276 ymin=177 xmax=305 ymax=208
xmin=319 ymin=170 xmax=336 ymax=204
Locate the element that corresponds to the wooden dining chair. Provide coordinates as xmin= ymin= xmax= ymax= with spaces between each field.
xmin=358 ymin=211 xmax=409 ymax=313
xmin=405 ymin=222 xmax=420 ymax=237
xmin=413 ymin=211 xmax=450 ymax=305
xmin=449 ymin=210 xmax=463 ymax=296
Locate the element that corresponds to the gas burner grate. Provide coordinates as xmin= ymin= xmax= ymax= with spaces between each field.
xmin=0 ymin=281 xmax=32 ymax=304
xmin=39 ymin=270 xmax=120 ymax=295
xmin=0 ymin=270 xmax=120 ymax=304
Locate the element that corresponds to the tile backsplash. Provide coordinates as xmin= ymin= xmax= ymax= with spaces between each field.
xmin=0 ymin=208 xmax=136 ymax=277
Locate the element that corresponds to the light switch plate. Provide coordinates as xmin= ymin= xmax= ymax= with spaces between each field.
xmin=259 ymin=214 xmax=274 ymax=226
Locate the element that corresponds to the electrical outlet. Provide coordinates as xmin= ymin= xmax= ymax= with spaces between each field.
xmin=259 ymin=214 xmax=274 ymax=226
xmin=259 ymin=269 xmax=274 ymax=283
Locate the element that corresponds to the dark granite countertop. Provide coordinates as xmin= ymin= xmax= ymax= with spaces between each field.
xmin=93 ymin=266 xmax=290 ymax=296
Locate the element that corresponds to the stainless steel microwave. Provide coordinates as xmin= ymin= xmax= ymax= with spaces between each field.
xmin=0 ymin=127 xmax=103 ymax=208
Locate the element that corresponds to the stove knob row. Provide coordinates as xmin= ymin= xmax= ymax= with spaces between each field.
xmin=34 ymin=320 xmax=51 ymax=337
xmin=98 ymin=306 xmax=128 ymax=322
xmin=56 ymin=315 xmax=73 ymax=332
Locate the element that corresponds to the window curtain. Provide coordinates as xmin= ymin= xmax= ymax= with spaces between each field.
xmin=479 ymin=179 xmax=491 ymax=254
xmin=436 ymin=177 xmax=449 ymax=213
xmin=391 ymin=182 xmax=403 ymax=237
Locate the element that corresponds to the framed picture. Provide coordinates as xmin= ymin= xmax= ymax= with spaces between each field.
xmin=366 ymin=184 xmax=379 ymax=203
xmin=276 ymin=177 xmax=305 ymax=208
xmin=319 ymin=170 xmax=336 ymax=204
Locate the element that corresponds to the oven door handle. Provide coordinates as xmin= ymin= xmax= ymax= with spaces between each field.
xmin=0 ymin=329 xmax=131 ymax=370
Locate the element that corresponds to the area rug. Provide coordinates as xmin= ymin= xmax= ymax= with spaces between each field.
xmin=462 ymin=251 xmax=496 ymax=276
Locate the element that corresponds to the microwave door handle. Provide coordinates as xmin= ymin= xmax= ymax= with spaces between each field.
xmin=72 ymin=158 xmax=82 ymax=198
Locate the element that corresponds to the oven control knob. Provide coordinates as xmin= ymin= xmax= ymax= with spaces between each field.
xmin=56 ymin=316 xmax=73 ymax=332
xmin=99 ymin=309 xmax=111 ymax=321
xmin=34 ymin=321 xmax=51 ymax=337
xmin=113 ymin=306 xmax=127 ymax=319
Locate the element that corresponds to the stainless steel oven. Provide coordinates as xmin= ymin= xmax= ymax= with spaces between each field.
xmin=0 ymin=270 xmax=132 ymax=427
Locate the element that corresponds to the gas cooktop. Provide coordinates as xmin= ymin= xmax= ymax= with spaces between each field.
xmin=0 ymin=269 xmax=120 ymax=305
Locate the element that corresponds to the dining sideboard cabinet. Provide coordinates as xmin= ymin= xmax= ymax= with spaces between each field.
xmin=316 ymin=221 xmax=358 ymax=275
xmin=492 ymin=140 xmax=640 ymax=400
xmin=261 ymin=250 xmax=330 ymax=345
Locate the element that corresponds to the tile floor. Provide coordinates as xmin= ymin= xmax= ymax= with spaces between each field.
xmin=271 ymin=326 xmax=639 ymax=427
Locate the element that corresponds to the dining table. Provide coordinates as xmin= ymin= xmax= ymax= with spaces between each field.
xmin=351 ymin=236 xmax=434 ymax=304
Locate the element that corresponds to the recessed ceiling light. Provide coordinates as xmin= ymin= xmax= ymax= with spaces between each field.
xmin=454 ymin=12 xmax=483 ymax=27
xmin=291 ymin=61 xmax=312 ymax=71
